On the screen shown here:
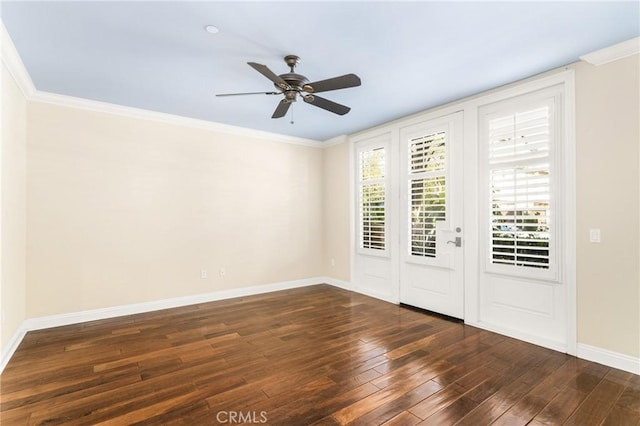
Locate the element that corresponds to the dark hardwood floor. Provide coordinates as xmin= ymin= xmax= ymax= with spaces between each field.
xmin=1 ymin=284 xmax=638 ymax=425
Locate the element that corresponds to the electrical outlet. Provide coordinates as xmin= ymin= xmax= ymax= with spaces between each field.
xmin=219 ymin=268 xmax=226 ymax=277
xmin=589 ymin=228 xmax=601 ymax=243
xmin=200 ymin=269 xmax=208 ymax=279
xmin=330 ymin=258 xmax=335 ymax=267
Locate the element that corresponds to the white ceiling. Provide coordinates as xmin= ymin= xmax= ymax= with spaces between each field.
xmin=2 ymin=1 xmax=639 ymax=141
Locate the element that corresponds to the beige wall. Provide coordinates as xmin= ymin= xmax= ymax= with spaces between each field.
xmin=1 ymin=62 xmax=27 ymax=352
xmin=575 ymin=54 xmax=640 ymax=358
xmin=322 ymin=138 xmax=350 ymax=281
xmin=26 ymin=102 xmax=323 ymax=317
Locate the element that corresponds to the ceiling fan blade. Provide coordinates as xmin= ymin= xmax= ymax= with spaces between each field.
xmin=306 ymin=74 xmax=361 ymax=93
xmin=272 ymin=99 xmax=291 ymax=119
xmin=303 ymin=95 xmax=351 ymax=115
xmin=248 ymin=62 xmax=289 ymax=89
xmin=216 ymin=91 xmax=280 ymax=97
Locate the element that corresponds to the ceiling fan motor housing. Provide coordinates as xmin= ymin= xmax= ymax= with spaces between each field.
xmin=277 ymin=72 xmax=309 ymax=89
xmin=278 ymin=72 xmax=309 ymax=102
xmin=280 ymin=57 xmax=307 ymax=102
xmin=277 ymin=55 xmax=313 ymax=101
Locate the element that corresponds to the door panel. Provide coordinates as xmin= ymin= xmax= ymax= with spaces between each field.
xmin=480 ymin=275 xmax=566 ymax=349
xmin=353 ymin=255 xmax=393 ymax=301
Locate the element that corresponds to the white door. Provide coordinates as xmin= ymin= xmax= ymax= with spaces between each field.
xmin=399 ymin=112 xmax=464 ymax=318
xmin=475 ymin=86 xmax=569 ymax=351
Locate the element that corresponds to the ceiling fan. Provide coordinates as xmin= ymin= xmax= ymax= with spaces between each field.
xmin=216 ymin=55 xmax=361 ymax=119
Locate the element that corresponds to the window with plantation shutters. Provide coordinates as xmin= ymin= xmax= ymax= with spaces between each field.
xmin=358 ymin=147 xmax=386 ymax=251
xmin=408 ymin=131 xmax=447 ymax=258
xmin=486 ymin=100 xmax=555 ymax=272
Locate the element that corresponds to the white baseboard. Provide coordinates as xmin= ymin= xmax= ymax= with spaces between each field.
xmin=23 ymin=277 xmax=324 ymax=332
xmin=323 ymin=278 xmax=399 ymax=305
xmin=321 ymin=276 xmax=352 ymax=291
xmin=350 ymin=285 xmax=398 ymax=305
xmin=464 ymin=321 xmax=640 ymax=375
xmin=577 ymin=343 xmax=640 ymax=375
xmin=0 ymin=324 xmax=29 ymax=373
xmin=0 ymin=277 xmax=328 ymax=374
xmin=466 ymin=320 xmax=567 ymax=354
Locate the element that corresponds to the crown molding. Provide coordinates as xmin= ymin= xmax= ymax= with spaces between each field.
xmin=1 ymin=21 xmax=325 ymax=149
xmin=1 ymin=21 xmax=36 ymax=98
xmin=31 ymin=90 xmax=324 ymax=148
xmin=580 ymin=37 xmax=640 ymax=66
xmin=322 ymin=134 xmax=348 ymax=147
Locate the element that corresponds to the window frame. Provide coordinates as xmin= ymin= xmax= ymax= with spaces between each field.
xmin=479 ymin=86 xmax=564 ymax=282
xmin=355 ymin=137 xmax=391 ymax=258
xmin=403 ymin=123 xmax=452 ymax=267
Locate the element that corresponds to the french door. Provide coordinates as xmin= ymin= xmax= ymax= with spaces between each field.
xmin=351 ymin=72 xmax=573 ymax=351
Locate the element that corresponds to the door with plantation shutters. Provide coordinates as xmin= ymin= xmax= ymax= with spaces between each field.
xmin=399 ymin=112 xmax=464 ymax=318
xmin=477 ymin=86 xmax=567 ymax=350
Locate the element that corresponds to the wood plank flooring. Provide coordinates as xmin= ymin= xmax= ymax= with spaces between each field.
xmin=1 ymin=284 xmax=638 ymax=425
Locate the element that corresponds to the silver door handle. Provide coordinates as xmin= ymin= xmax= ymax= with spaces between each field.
xmin=447 ymin=237 xmax=462 ymax=247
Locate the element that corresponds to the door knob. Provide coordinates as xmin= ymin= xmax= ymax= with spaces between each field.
xmin=447 ymin=236 xmax=462 ymax=247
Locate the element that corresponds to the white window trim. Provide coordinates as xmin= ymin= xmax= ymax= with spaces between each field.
xmin=401 ymin=121 xmax=453 ymax=268
xmin=478 ymin=85 xmax=564 ymax=283
xmin=466 ymin=70 xmax=576 ymax=355
xmin=354 ymin=134 xmax=392 ymax=258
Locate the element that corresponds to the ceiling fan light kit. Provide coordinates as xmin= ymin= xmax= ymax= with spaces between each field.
xmin=217 ymin=55 xmax=361 ymax=119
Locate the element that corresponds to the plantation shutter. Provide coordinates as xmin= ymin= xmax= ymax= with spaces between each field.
xmin=488 ymin=104 xmax=553 ymax=270
xmin=408 ymin=131 xmax=447 ymax=258
xmin=358 ymin=147 xmax=386 ymax=251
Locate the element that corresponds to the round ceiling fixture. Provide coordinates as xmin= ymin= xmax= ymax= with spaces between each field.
xmin=205 ymin=25 xmax=219 ymax=34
